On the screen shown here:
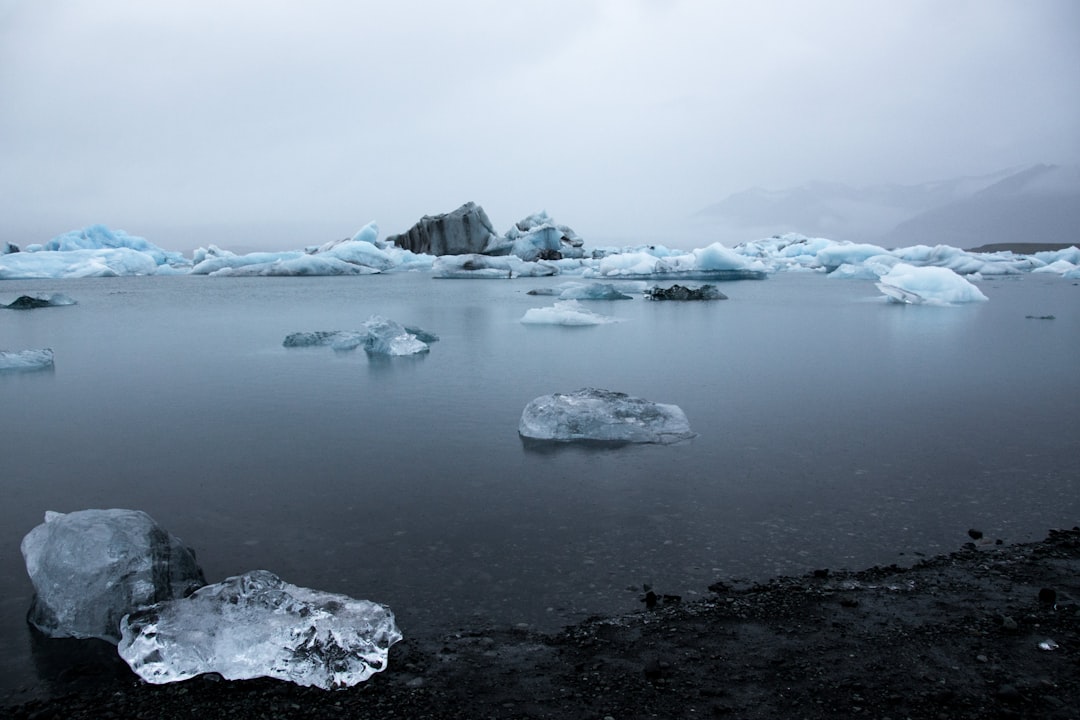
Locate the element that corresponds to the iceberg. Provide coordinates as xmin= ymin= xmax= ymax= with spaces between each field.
xmin=284 ymin=317 xmax=437 ymax=356
xmin=644 ymin=284 xmax=727 ymax=300
xmin=34 ymin=224 xmax=187 ymax=267
xmin=0 ymin=247 xmax=161 ymax=279
xmin=432 ymin=253 xmax=558 ymax=279
xmin=519 ymin=388 xmax=696 ymax=444
xmin=556 ymin=282 xmax=633 ymax=300
xmin=588 ymin=242 xmax=767 ymax=281
xmin=20 ymin=509 xmax=205 ymax=643
xmin=0 ymin=348 xmax=55 ymax=372
xmin=520 ymin=300 xmax=621 ymax=326
xmin=486 ymin=210 xmax=587 ymax=261
xmin=118 ymin=569 xmax=402 ymax=689
xmin=875 ymin=263 xmax=989 ymax=305
xmin=2 ymin=293 xmax=76 ymax=309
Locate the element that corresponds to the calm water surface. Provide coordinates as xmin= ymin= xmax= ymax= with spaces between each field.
xmin=1 ymin=271 xmax=1077 ymax=697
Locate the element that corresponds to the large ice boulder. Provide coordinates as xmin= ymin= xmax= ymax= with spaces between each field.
xmin=118 ymin=569 xmax=402 ymax=689
xmin=519 ymin=388 xmax=696 ymax=444
xmin=0 ymin=348 xmax=55 ymax=372
xmin=387 ymin=202 xmax=500 ymax=256
xmin=875 ymin=263 xmax=989 ymax=305
xmin=20 ymin=509 xmax=206 ymax=643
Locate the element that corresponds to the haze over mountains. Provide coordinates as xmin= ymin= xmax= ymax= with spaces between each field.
xmin=696 ymin=164 xmax=1080 ymax=249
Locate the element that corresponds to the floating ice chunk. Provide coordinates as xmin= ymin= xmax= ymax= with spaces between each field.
xmin=118 ymin=569 xmax=401 ymax=689
xmin=0 ymin=247 xmax=160 ymax=279
xmin=38 ymin=224 xmax=186 ymax=267
xmin=0 ymin=348 xmax=55 ymax=372
xmin=520 ymin=300 xmax=621 ymax=326
xmin=432 ymin=253 xmax=558 ymax=279
xmin=519 ymin=388 xmax=695 ymax=444
xmin=3 ymin=293 xmax=76 ymax=309
xmin=814 ymin=242 xmax=890 ymax=271
xmin=644 ymin=284 xmax=727 ymax=300
xmin=363 ymin=315 xmax=430 ymax=355
xmin=208 ymin=255 xmax=380 ymax=277
xmin=1032 ymin=259 xmax=1078 ymax=275
xmin=558 ymin=283 xmax=632 ymax=300
xmin=20 ymin=509 xmax=205 ymax=643
xmin=284 ymin=318 xmax=437 ymax=355
xmin=876 ymin=263 xmax=989 ymax=305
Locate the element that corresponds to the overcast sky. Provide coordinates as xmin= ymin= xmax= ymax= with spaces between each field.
xmin=1 ymin=0 xmax=1077 ymax=252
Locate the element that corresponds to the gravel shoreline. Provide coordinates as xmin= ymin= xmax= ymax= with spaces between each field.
xmin=5 ymin=528 xmax=1079 ymax=719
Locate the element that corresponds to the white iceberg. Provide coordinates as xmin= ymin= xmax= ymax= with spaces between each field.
xmin=875 ymin=263 xmax=989 ymax=305
xmin=588 ymin=242 xmax=767 ymax=280
xmin=520 ymin=300 xmax=621 ymax=326
xmin=0 ymin=348 xmax=55 ymax=371
xmin=0 ymin=247 xmax=161 ymax=279
xmin=432 ymin=253 xmax=558 ymax=279
xmin=20 ymin=509 xmax=205 ymax=643
xmin=118 ymin=569 xmax=401 ymax=689
xmin=519 ymin=388 xmax=695 ymax=444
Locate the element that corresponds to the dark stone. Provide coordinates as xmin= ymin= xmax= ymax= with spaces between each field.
xmin=967 ymin=528 xmax=983 ymax=540
xmin=1038 ymin=587 xmax=1057 ymax=605
xmin=386 ymin=202 xmax=499 ymax=256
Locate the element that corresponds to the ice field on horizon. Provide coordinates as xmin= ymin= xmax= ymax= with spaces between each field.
xmin=3 ymin=223 xmax=1079 ymax=297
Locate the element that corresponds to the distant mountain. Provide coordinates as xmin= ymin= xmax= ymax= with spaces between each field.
xmin=697 ymin=164 xmax=1080 ymax=248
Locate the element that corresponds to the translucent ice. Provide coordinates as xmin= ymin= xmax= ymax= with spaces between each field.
xmin=20 ymin=509 xmax=205 ymax=642
xmin=118 ymin=570 xmax=402 ymax=689
xmin=0 ymin=348 xmax=54 ymax=372
xmin=362 ymin=315 xmax=430 ymax=355
xmin=876 ymin=263 xmax=989 ymax=305
xmin=283 ymin=317 xmax=437 ymax=356
xmin=519 ymin=388 xmax=695 ymax=444
xmin=520 ymin=300 xmax=621 ymax=326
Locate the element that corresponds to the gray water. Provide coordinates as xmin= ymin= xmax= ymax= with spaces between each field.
xmin=1 ymin=271 xmax=1078 ymax=697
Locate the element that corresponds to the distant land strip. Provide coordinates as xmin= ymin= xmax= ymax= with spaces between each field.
xmin=966 ymin=242 xmax=1076 ymax=254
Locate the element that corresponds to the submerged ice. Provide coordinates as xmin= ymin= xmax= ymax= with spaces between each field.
xmin=118 ymin=569 xmax=402 ymax=689
xmin=519 ymin=388 xmax=695 ymax=444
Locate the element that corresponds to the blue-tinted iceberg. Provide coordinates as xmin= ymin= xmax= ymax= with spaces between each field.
xmin=0 ymin=348 xmax=55 ymax=371
xmin=284 ymin=316 xmax=437 ymax=356
xmin=520 ymin=300 xmax=621 ymax=326
xmin=587 ymin=242 xmax=767 ymax=281
xmin=20 ymin=509 xmax=205 ymax=643
xmin=432 ymin=253 xmax=558 ymax=279
xmin=118 ymin=569 xmax=401 ymax=689
xmin=556 ymin=282 xmax=633 ymax=300
xmin=0 ymin=225 xmax=188 ymax=279
xmin=519 ymin=388 xmax=695 ymax=444
xmin=876 ymin=263 xmax=989 ymax=305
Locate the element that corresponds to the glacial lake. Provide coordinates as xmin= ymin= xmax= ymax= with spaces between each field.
xmin=1 ymin=270 xmax=1078 ymax=698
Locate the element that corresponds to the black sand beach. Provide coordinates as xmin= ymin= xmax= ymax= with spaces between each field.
xmin=4 ymin=527 xmax=1078 ymax=719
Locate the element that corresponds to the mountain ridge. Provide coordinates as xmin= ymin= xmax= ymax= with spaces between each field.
xmin=697 ymin=164 xmax=1079 ymax=248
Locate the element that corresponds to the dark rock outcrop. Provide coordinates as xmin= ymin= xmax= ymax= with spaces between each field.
xmin=387 ymin=202 xmax=499 ymax=256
